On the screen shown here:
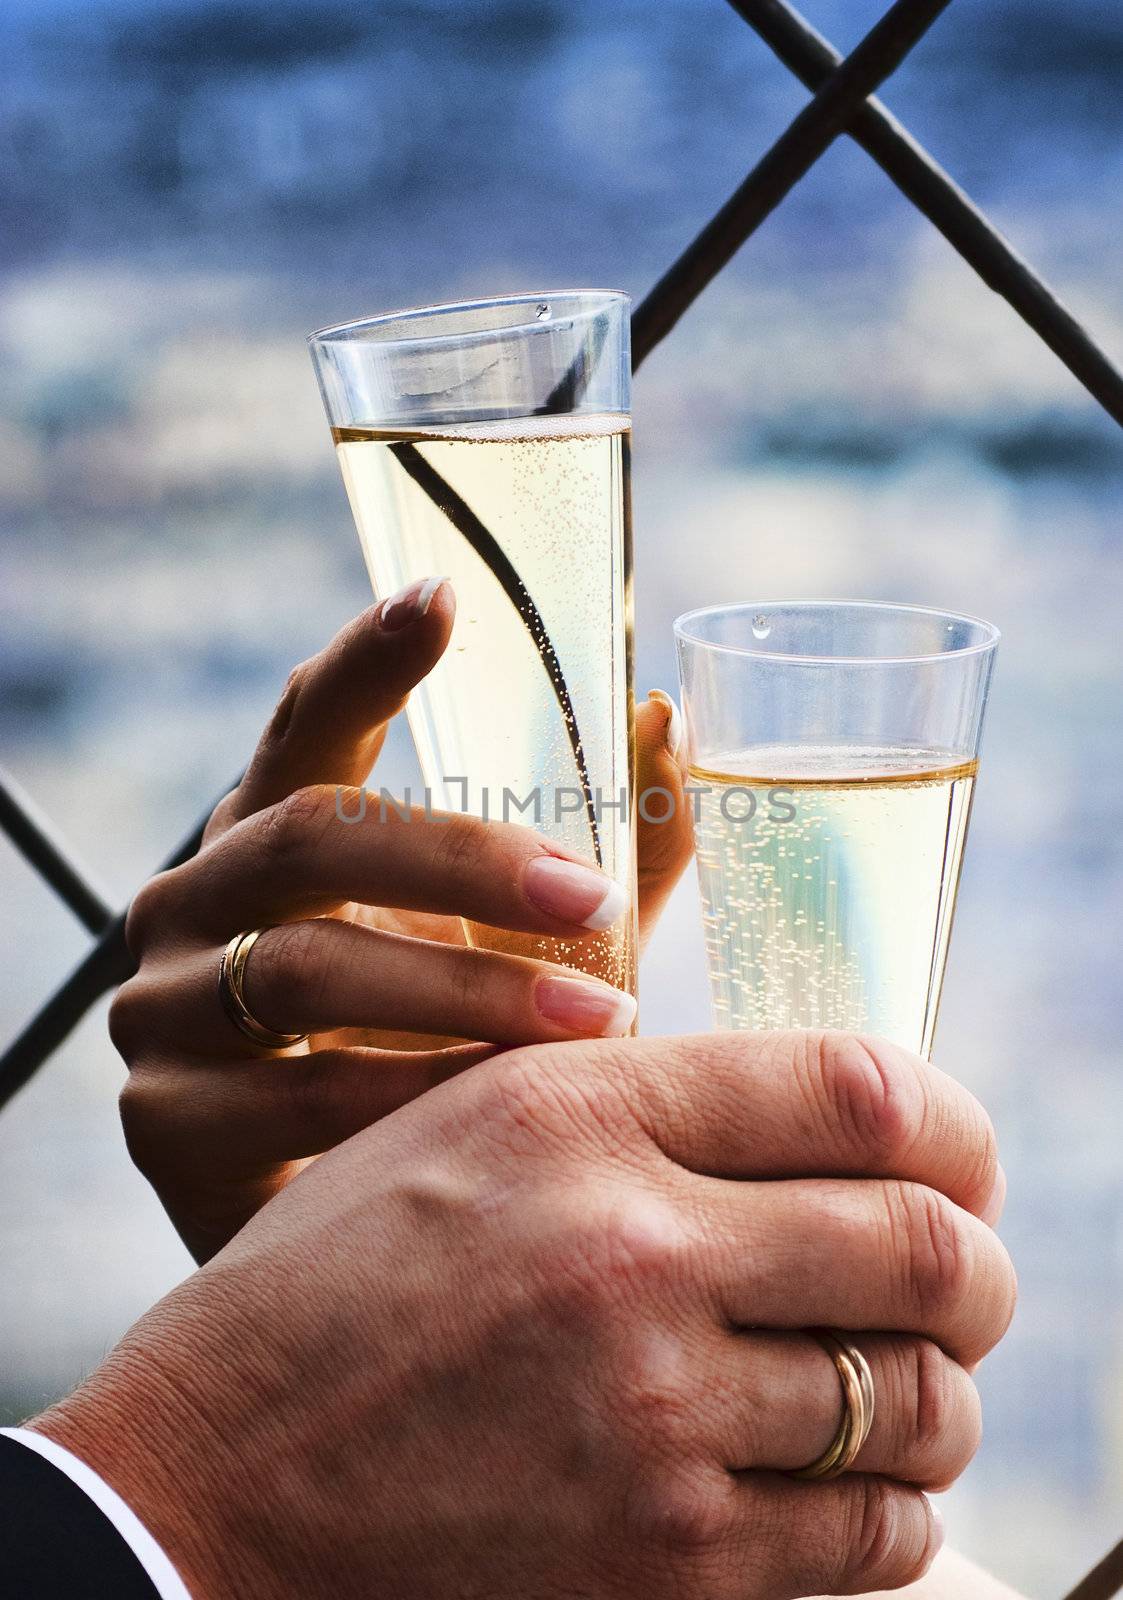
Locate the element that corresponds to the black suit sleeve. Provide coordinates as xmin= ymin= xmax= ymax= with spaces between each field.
xmin=0 ymin=1434 xmax=161 ymax=1599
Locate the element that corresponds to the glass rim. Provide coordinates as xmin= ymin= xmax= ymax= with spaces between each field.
xmin=307 ymin=289 xmax=630 ymax=348
xmin=673 ymin=599 xmax=1001 ymax=666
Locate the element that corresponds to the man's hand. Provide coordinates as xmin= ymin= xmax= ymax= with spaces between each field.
xmin=35 ymin=1029 xmax=1014 ymax=1600
xmin=111 ymin=578 xmax=693 ymax=1260
xmin=829 ymin=1547 xmax=1027 ymax=1599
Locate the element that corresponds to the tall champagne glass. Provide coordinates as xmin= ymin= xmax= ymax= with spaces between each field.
xmin=309 ymin=292 xmax=636 ymax=996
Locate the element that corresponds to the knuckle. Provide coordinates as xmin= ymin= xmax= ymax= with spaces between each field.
xmin=962 ymin=1098 xmax=1001 ymax=1213
xmin=201 ymin=789 xmax=241 ymax=844
xmin=849 ymin=1477 xmax=898 ymax=1577
xmin=116 ymin=1070 xmax=145 ymax=1134
xmin=446 ymin=948 xmax=492 ymax=1024
xmin=846 ymin=1477 xmax=928 ymax=1589
xmin=613 ymin=1341 xmax=695 ymax=1468
xmin=975 ymin=1234 xmax=1018 ymax=1355
xmin=625 ymin=1466 xmax=730 ymax=1562
xmin=900 ymin=1184 xmax=971 ymax=1316
xmin=118 ymin=1071 xmax=171 ymax=1177
xmin=108 ymin=977 xmax=155 ymax=1059
xmin=901 ymin=1338 xmax=975 ymax=1468
xmin=997 ymin=1242 xmax=1018 ymax=1338
xmin=431 ymin=811 xmax=486 ymax=884
xmin=257 ymin=784 xmax=334 ymax=865
xmin=908 ymin=1337 xmax=959 ymax=1457
xmin=253 ymin=922 xmax=324 ymax=1019
xmin=813 ymin=1031 xmax=919 ymax=1167
xmin=124 ymin=871 xmax=178 ymax=957
xmin=272 ymin=661 xmax=311 ymax=732
xmin=283 ymin=660 xmax=311 ymax=699
xmin=490 ymin=829 xmax=539 ymax=890
xmin=557 ymin=1194 xmax=696 ymax=1316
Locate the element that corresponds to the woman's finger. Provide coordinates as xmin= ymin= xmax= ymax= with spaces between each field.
xmin=123 ymin=919 xmax=638 ymax=1054
xmin=635 ymin=691 xmax=694 ymax=944
xmin=703 ymin=1330 xmax=980 ymax=1489
xmin=241 ymin=920 xmax=639 ymax=1045
xmin=135 ymin=788 xmax=629 ymax=947
xmin=121 ymin=1043 xmax=496 ymax=1175
xmin=208 ymin=578 xmax=455 ymax=838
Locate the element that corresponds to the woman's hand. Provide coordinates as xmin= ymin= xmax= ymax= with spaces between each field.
xmin=111 ymin=578 xmax=694 ymax=1260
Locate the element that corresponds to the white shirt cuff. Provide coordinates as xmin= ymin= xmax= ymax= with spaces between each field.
xmin=1 ymin=1426 xmax=193 ymax=1600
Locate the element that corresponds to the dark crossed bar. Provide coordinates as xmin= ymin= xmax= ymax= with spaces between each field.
xmin=0 ymin=808 xmax=211 ymax=1109
xmin=0 ymin=769 xmax=114 ymax=937
xmin=723 ymin=0 xmax=1123 ymax=426
xmin=1063 ymin=1536 xmax=1123 ymax=1600
xmin=632 ymin=0 xmax=953 ymax=364
xmin=0 ymin=916 xmax=132 ymax=1110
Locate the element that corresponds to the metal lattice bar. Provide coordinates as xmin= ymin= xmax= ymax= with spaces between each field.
xmin=1 ymin=0 xmax=1122 ymax=1588
xmin=1063 ymin=1537 xmax=1123 ymax=1600
xmin=0 ymin=769 xmax=114 ymax=937
xmin=0 ymin=918 xmax=132 ymax=1109
xmin=725 ymin=0 xmax=1123 ymax=425
xmin=633 ymin=0 xmax=952 ymax=363
xmin=0 ymin=807 xmax=212 ymax=1109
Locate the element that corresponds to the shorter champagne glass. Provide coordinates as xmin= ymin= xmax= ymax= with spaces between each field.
xmin=674 ymin=601 xmax=999 ymax=1058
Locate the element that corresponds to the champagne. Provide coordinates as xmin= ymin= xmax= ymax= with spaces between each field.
xmin=689 ymin=746 xmax=978 ymax=1056
xmin=333 ymin=414 xmax=636 ymax=993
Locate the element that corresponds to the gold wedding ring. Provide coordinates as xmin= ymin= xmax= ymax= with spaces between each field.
xmin=789 ymin=1330 xmax=876 ymax=1481
xmin=218 ymin=928 xmax=309 ymax=1051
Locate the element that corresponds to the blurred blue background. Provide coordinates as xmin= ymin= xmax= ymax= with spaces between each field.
xmin=1 ymin=1 xmax=1121 ymax=1592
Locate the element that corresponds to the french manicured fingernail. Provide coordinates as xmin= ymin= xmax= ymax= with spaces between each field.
xmin=981 ymin=1162 xmax=1007 ymax=1228
xmin=524 ymin=855 xmax=629 ymax=930
xmin=647 ymin=689 xmax=682 ymax=760
xmin=928 ymin=1501 xmax=945 ymax=1554
xmin=379 ymin=576 xmax=449 ymax=631
xmin=535 ymin=975 xmax=637 ymax=1037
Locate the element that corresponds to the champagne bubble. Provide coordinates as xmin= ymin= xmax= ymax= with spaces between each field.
xmin=752 ymin=615 xmax=771 ymax=640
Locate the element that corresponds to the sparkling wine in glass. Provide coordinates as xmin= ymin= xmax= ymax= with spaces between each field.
xmin=309 ymin=293 xmax=636 ymax=997
xmin=675 ymin=601 xmax=999 ymax=1057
